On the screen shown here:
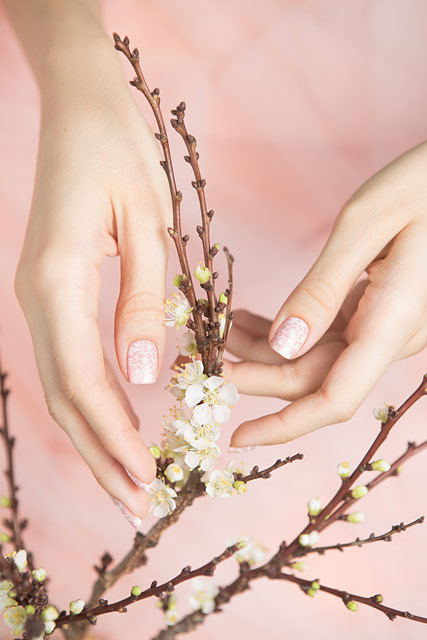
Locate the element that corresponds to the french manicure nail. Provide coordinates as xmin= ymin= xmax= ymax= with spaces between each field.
xmin=125 ymin=466 xmax=150 ymax=492
xmin=111 ymin=497 xmax=142 ymax=530
xmin=228 ymin=446 xmax=258 ymax=453
xmin=271 ymin=317 xmax=309 ymax=359
xmin=127 ymin=340 xmax=158 ymax=384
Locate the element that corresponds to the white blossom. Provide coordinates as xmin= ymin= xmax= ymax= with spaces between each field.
xmin=6 ymin=549 xmax=27 ymax=574
xmin=184 ymin=442 xmax=220 ymax=472
xmin=179 ymin=332 xmax=197 ymax=357
xmin=373 ymin=404 xmax=390 ymax=424
xmin=188 ymin=376 xmax=239 ymax=425
xmin=181 ymin=419 xmax=220 ymax=450
xmin=189 ymin=579 xmax=219 ymax=614
xmin=205 ymin=469 xmax=234 ymax=498
xmin=32 ymin=567 xmax=46 ymax=582
xmin=164 ymin=463 xmax=184 ymax=483
xmin=4 ymin=605 xmax=27 ymax=634
xmin=307 ymin=497 xmax=322 ymax=516
xmin=298 ymin=531 xmax=319 ymax=547
xmin=0 ymin=580 xmax=15 ymax=613
xmin=164 ymin=292 xmax=193 ymax=329
xmin=165 ymin=609 xmax=178 ymax=626
xmin=232 ymin=537 xmax=266 ymax=566
xmin=194 ymin=263 xmax=211 ymax=284
xmin=337 ymin=462 xmax=351 ymax=478
xmin=171 ymin=360 xmax=207 ymax=395
xmin=146 ymin=478 xmax=177 ymax=518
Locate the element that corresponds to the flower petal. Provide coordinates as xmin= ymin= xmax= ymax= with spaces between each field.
xmin=204 ymin=376 xmax=224 ymax=391
xmin=192 ymin=403 xmax=212 ymax=425
xmin=219 ymin=383 xmax=239 ymax=405
xmin=185 ymin=384 xmax=205 ymax=408
xmin=213 ymin=403 xmax=231 ymax=423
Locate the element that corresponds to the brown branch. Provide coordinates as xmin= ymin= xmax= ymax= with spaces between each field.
xmin=297 ymin=516 xmax=424 ymax=557
xmin=273 ymin=571 xmax=427 ymax=623
xmin=0 ymin=365 xmax=30 ymax=564
xmin=237 ymin=453 xmax=304 ymax=483
xmin=216 ymin=247 xmax=234 ymax=368
xmin=56 ymin=544 xmax=239 ymax=629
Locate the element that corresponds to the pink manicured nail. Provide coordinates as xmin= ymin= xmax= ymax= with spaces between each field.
xmin=228 ymin=446 xmax=258 ymax=453
xmin=127 ymin=340 xmax=158 ymax=384
xmin=125 ymin=467 xmax=150 ymax=492
xmin=271 ymin=317 xmax=309 ymax=359
xmin=111 ymin=497 xmax=141 ymax=530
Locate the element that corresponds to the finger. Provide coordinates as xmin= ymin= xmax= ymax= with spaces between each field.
xmin=36 ymin=258 xmax=156 ymax=485
xmin=23 ymin=311 xmax=150 ymax=523
xmin=104 ymin=354 xmax=139 ymax=430
xmin=231 ymin=287 xmax=412 ymax=447
xmin=232 ymin=309 xmax=272 ymax=337
xmin=223 ymin=339 xmax=345 ymax=400
xmin=268 ymin=203 xmax=403 ymax=361
xmin=227 ymin=324 xmax=284 ymax=365
xmin=115 ymin=200 xmax=170 ymax=385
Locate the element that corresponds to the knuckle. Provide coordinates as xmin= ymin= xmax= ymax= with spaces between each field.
xmin=317 ymin=387 xmax=356 ymax=423
xmin=298 ymin=277 xmax=338 ymax=316
xmin=117 ymin=291 xmax=164 ymax=326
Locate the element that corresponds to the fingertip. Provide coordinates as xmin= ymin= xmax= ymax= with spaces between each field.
xmin=127 ymin=339 xmax=159 ymax=384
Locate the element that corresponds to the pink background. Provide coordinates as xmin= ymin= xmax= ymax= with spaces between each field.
xmin=1 ymin=1 xmax=427 ymax=638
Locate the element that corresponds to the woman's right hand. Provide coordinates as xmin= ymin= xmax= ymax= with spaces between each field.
xmin=14 ymin=29 xmax=172 ymax=528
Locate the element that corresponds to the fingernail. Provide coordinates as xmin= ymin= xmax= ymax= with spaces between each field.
xmin=125 ymin=466 xmax=150 ymax=492
xmin=127 ymin=340 xmax=158 ymax=384
xmin=271 ymin=317 xmax=309 ymax=359
xmin=111 ymin=497 xmax=142 ymax=530
xmin=228 ymin=446 xmax=258 ymax=453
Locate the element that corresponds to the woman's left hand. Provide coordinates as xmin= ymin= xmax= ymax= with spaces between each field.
xmin=225 ymin=141 xmax=427 ymax=449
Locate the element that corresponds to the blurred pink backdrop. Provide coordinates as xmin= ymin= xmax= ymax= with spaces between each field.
xmin=1 ymin=1 xmax=427 ymax=638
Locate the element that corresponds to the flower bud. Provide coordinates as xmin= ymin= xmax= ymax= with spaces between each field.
xmin=42 ymin=606 xmax=59 ymax=622
xmin=0 ymin=497 xmax=11 ymax=508
xmin=233 ymin=481 xmax=247 ymax=495
xmin=307 ymin=588 xmax=316 ymax=597
xmin=165 ymin=463 xmax=184 ymax=483
xmin=374 ymin=594 xmax=383 ymax=603
xmin=214 ymin=243 xmax=220 ymax=250
xmin=371 ymin=459 xmax=391 ymax=472
xmin=13 ymin=550 xmax=27 ymax=573
xmin=173 ymin=274 xmax=185 ymax=288
xmin=307 ymin=497 xmax=322 ymax=516
xmin=194 ymin=263 xmax=210 ymax=284
xmin=346 ymin=601 xmax=358 ymax=612
xmin=32 ymin=567 xmax=46 ymax=582
xmin=219 ymin=293 xmax=228 ymax=304
xmin=131 ymin=585 xmax=142 ymax=597
xmin=346 ymin=511 xmax=365 ymax=524
xmin=44 ymin=621 xmax=56 ymax=635
xmin=149 ymin=445 xmax=162 ymax=459
xmin=351 ymin=485 xmax=368 ymax=499
xmin=70 ymin=599 xmax=85 ymax=615
xmin=25 ymin=605 xmax=35 ymax=615
xmin=337 ymin=462 xmax=350 ymax=478
xmin=311 ymin=581 xmax=320 ymax=590
xmin=298 ymin=531 xmax=319 ymax=547
xmin=0 ymin=532 xmax=10 ymax=542
xmin=373 ymin=405 xmax=389 ymax=424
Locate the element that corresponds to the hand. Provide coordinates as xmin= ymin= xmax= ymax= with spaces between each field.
xmin=226 ymin=141 xmax=427 ymax=448
xmin=14 ymin=31 xmax=171 ymax=526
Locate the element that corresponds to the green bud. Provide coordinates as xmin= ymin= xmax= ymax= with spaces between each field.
xmin=311 ymin=581 xmax=320 ymax=591
xmin=233 ymin=481 xmax=247 ymax=495
xmin=25 ymin=604 xmax=35 ymax=615
xmin=32 ymin=567 xmax=47 ymax=582
xmin=0 ymin=533 xmax=10 ymax=542
xmin=214 ymin=243 xmax=220 ymax=250
xmin=173 ymin=274 xmax=183 ymax=287
xmin=69 ymin=599 xmax=85 ymax=615
xmin=351 ymin=485 xmax=368 ymax=499
xmin=219 ymin=293 xmax=228 ymax=304
xmin=149 ymin=445 xmax=161 ymax=459
xmin=396 ymin=465 xmax=402 ymax=475
xmin=42 ymin=605 xmax=59 ymax=622
xmin=291 ymin=561 xmax=306 ymax=572
xmin=131 ymin=585 xmax=142 ymax=597
xmin=0 ymin=497 xmax=11 ymax=508
xmin=346 ymin=601 xmax=358 ymax=612
xmin=307 ymin=588 xmax=317 ymax=598
xmin=371 ymin=459 xmax=391 ymax=472
xmin=236 ymin=540 xmax=248 ymax=550
xmin=346 ymin=511 xmax=365 ymax=524
xmin=374 ymin=594 xmax=383 ymax=603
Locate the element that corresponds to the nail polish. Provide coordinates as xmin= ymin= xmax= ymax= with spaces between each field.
xmin=270 ymin=317 xmax=309 ymax=359
xmin=127 ymin=340 xmax=158 ymax=384
xmin=125 ymin=466 xmax=150 ymax=492
xmin=111 ymin=497 xmax=142 ymax=530
xmin=228 ymin=446 xmax=258 ymax=453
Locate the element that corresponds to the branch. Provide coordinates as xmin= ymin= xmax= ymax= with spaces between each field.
xmin=274 ymin=571 xmax=427 ymax=623
xmin=56 ymin=544 xmax=239 ymax=629
xmin=0 ymin=365 xmax=30 ymax=564
xmin=297 ymin=516 xmax=424 ymax=557
xmin=237 ymin=453 xmax=304 ymax=483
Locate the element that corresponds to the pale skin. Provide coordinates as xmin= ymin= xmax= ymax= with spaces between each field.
xmin=4 ymin=1 xmax=427 ymax=525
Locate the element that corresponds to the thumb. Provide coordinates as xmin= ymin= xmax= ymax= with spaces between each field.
xmin=269 ymin=209 xmax=392 ymax=360
xmin=115 ymin=211 xmax=169 ymax=384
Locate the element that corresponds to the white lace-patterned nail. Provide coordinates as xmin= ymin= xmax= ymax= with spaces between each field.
xmin=271 ymin=317 xmax=309 ymax=359
xmin=127 ymin=340 xmax=158 ymax=384
xmin=111 ymin=497 xmax=141 ymax=530
xmin=125 ymin=467 xmax=150 ymax=492
xmin=228 ymin=446 xmax=258 ymax=453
